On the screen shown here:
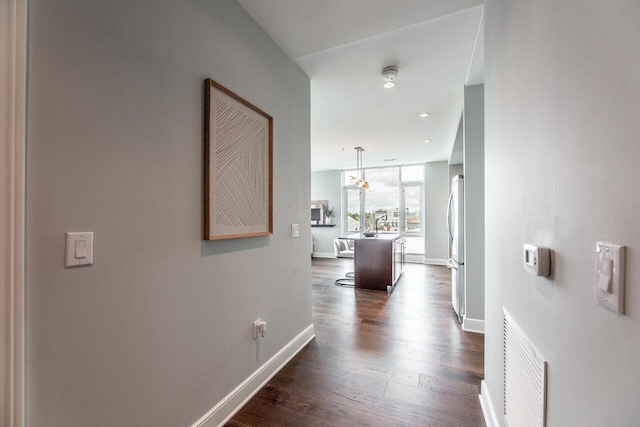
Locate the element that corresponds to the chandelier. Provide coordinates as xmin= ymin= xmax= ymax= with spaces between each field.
xmin=349 ymin=147 xmax=369 ymax=189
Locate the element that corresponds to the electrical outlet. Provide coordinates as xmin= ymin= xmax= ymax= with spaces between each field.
xmin=253 ymin=319 xmax=261 ymax=339
xmin=259 ymin=320 xmax=266 ymax=337
xmin=253 ymin=319 xmax=267 ymax=339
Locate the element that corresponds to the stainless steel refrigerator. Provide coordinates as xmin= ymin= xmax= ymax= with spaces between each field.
xmin=447 ymin=175 xmax=464 ymax=323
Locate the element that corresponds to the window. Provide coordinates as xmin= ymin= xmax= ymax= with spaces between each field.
xmin=343 ymin=169 xmax=357 ymax=186
xmin=402 ymin=184 xmax=424 ymax=253
xmin=364 ymin=168 xmax=399 ymax=233
xmin=344 ymin=188 xmax=361 ymax=232
xmin=342 ymin=164 xmax=425 ymax=254
xmin=401 ymin=165 xmax=424 ymax=182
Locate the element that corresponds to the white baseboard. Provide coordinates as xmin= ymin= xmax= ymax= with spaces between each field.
xmin=312 ymin=252 xmax=336 ymax=259
xmin=479 ymin=380 xmax=500 ymax=427
xmin=462 ymin=317 xmax=485 ymax=334
xmin=191 ymin=324 xmax=316 ymax=427
xmin=405 ymin=254 xmax=425 ymax=264
xmin=424 ymin=258 xmax=448 ymax=266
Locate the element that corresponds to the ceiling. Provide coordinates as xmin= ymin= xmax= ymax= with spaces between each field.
xmin=237 ymin=0 xmax=484 ymax=171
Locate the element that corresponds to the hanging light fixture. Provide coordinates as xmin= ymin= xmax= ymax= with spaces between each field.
xmin=349 ymin=147 xmax=369 ymax=189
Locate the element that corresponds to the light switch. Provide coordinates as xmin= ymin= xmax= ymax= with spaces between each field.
xmin=66 ymin=232 xmax=93 ymax=267
xmin=596 ymin=257 xmax=612 ymax=292
xmin=595 ymin=242 xmax=625 ymax=313
xmin=75 ymin=239 xmax=87 ymax=258
xmin=291 ymin=224 xmax=300 ymax=238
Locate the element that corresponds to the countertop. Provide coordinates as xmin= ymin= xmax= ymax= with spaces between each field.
xmin=343 ymin=232 xmax=405 ymax=241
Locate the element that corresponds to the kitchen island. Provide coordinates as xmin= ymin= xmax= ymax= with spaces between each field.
xmin=346 ymin=232 xmax=406 ymax=291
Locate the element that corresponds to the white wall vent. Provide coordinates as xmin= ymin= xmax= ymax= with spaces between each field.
xmin=503 ymin=308 xmax=547 ymax=427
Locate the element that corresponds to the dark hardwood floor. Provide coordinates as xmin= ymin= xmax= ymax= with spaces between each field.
xmin=227 ymin=258 xmax=485 ymax=426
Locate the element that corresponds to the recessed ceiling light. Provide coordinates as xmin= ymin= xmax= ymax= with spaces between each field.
xmin=383 ymin=158 xmax=396 ymax=162
xmin=424 ymin=138 xmax=432 ymax=143
xmin=419 ymin=113 xmax=430 ymax=118
xmin=383 ymin=81 xmax=395 ymax=89
xmin=426 ymin=154 xmax=433 ymax=158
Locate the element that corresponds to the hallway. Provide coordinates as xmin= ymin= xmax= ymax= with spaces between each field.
xmin=228 ymin=259 xmax=485 ymax=426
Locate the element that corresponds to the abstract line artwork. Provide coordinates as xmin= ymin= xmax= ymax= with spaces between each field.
xmin=204 ymin=78 xmax=273 ymax=240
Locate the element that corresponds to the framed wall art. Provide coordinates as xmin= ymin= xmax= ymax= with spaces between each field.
xmin=204 ymin=78 xmax=273 ymax=240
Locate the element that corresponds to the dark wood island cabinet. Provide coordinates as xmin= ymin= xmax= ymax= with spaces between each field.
xmin=348 ymin=232 xmax=405 ymax=291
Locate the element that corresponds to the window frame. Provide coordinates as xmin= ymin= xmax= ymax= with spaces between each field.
xmin=341 ymin=164 xmax=426 ymax=255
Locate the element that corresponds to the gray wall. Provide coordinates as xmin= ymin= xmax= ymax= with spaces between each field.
xmin=484 ymin=0 xmax=640 ymax=425
xmin=463 ymin=84 xmax=485 ymax=323
xmin=25 ymin=1 xmax=311 ymax=426
xmin=449 ymin=114 xmax=464 ymax=165
xmin=424 ymin=161 xmax=450 ymax=261
xmin=310 ymin=170 xmax=342 ymax=255
xmin=448 ymin=164 xmax=463 ymax=184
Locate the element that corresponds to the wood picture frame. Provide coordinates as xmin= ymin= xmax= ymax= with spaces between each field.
xmin=204 ymin=78 xmax=273 ymax=240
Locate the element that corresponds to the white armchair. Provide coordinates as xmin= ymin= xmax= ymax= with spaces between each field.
xmin=334 ymin=239 xmax=355 ymax=258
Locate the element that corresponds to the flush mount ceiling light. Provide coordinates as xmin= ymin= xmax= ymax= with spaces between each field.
xmin=382 ymin=66 xmax=398 ymax=89
xmin=348 ymin=147 xmax=369 ymax=189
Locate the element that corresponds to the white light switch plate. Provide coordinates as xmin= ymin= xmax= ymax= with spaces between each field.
xmin=291 ymin=224 xmax=299 ymax=238
xmin=65 ymin=232 xmax=94 ymax=267
xmin=595 ymin=242 xmax=625 ymax=314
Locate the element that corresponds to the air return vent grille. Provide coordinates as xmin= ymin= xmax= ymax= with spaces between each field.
xmin=503 ymin=308 xmax=547 ymax=427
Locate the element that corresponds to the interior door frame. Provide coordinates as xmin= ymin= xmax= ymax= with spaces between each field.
xmin=1 ymin=0 xmax=27 ymax=426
